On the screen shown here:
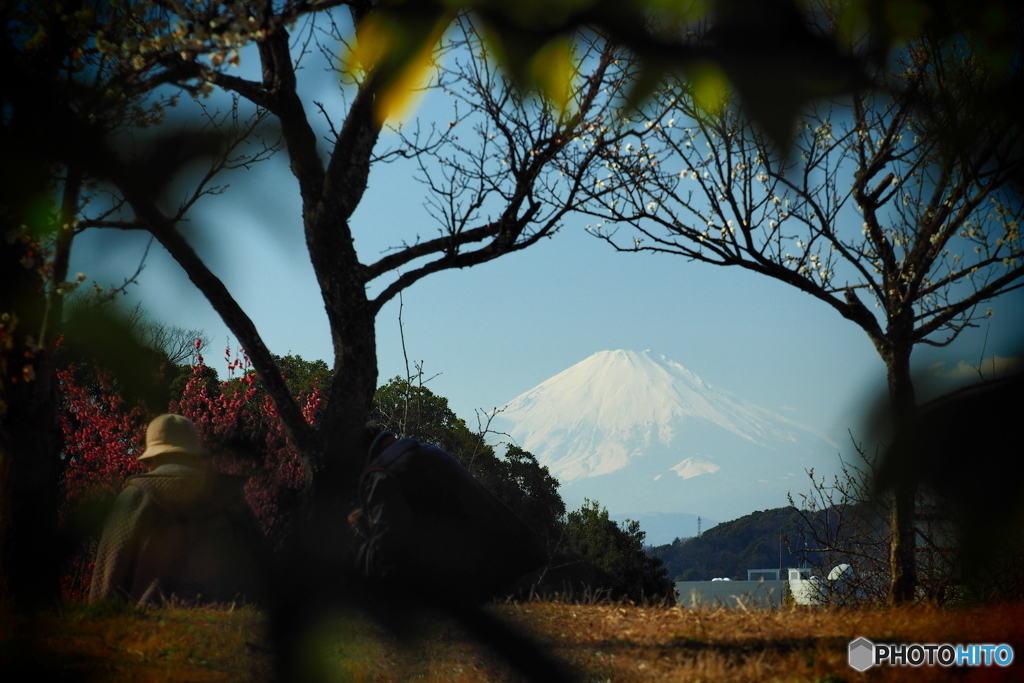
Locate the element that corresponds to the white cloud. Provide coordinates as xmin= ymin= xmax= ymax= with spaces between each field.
xmin=928 ymin=355 xmax=1023 ymax=380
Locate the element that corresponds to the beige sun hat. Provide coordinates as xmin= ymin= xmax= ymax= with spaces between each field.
xmin=139 ymin=414 xmax=206 ymax=460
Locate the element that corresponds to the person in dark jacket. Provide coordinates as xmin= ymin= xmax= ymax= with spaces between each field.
xmin=89 ymin=414 xmax=269 ymax=605
xmin=349 ymin=431 xmax=548 ymax=604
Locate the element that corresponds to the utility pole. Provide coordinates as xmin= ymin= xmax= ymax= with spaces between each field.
xmin=697 ymin=516 xmax=701 ymax=538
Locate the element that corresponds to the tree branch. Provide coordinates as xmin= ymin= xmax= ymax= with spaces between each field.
xmin=103 ymin=148 xmax=315 ymax=461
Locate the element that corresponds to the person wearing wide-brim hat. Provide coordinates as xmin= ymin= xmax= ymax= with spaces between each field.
xmin=89 ymin=414 xmax=270 ymax=605
xmin=137 ymin=413 xmax=209 ymax=464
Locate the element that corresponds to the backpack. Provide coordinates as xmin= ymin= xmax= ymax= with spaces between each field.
xmin=352 ymin=433 xmax=548 ymax=603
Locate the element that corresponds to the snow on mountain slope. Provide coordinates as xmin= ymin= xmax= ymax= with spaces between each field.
xmin=494 ymin=350 xmax=837 ymax=523
xmin=500 ymin=349 xmax=830 ymax=480
xmin=668 ymin=457 xmax=720 ymax=480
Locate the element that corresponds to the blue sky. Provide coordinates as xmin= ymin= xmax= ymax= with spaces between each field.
xmin=69 ymin=29 xmax=1024 ymax=470
xmin=71 ymin=151 xmax=1024 ymax=443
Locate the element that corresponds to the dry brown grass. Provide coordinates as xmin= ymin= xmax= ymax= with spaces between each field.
xmin=497 ymin=601 xmax=1024 ymax=682
xmin=0 ymin=602 xmax=271 ymax=682
xmin=3 ymin=600 xmax=1023 ymax=681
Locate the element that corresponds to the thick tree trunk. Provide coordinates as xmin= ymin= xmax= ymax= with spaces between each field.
xmin=889 ymin=478 xmax=918 ymax=604
xmin=311 ymin=296 xmax=379 ymax=510
xmin=0 ymin=353 xmax=63 ymax=609
xmin=266 ymin=298 xmax=379 ymax=681
xmin=1 ymin=212 xmax=67 ymax=608
xmin=884 ymin=343 xmax=918 ymax=605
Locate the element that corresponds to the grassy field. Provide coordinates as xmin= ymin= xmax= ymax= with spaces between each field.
xmin=3 ymin=600 xmax=1022 ymax=681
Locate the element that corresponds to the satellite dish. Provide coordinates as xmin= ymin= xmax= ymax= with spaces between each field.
xmin=828 ymin=563 xmax=852 ymax=581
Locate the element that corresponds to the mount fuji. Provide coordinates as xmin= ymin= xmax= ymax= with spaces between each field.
xmin=493 ymin=350 xmax=838 ymax=540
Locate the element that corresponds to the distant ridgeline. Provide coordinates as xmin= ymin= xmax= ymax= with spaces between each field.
xmin=647 ymin=507 xmax=810 ymax=581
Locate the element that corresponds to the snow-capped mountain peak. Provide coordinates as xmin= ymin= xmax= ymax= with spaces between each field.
xmin=494 ymin=350 xmax=836 ymax=523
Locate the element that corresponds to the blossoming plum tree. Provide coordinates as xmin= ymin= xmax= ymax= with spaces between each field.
xmin=57 ymin=341 xmax=319 ymax=600
xmin=171 ymin=345 xmax=315 ymax=552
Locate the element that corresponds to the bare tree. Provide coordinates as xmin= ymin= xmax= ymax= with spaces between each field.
xmin=121 ymin=302 xmax=208 ymax=366
xmin=2 ymin=4 xmax=628 ymax=672
xmin=579 ymin=32 xmax=1024 ymax=603
xmin=148 ymin=19 xmax=613 ymax=488
xmin=1 ymin=3 xmax=626 ymax=620
xmin=51 ymin=12 xmax=631 ymax=618
xmin=6 ymin=0 xmax=1014 ymax=620
xmin=788 ymin=441 xmax=958 ymax=606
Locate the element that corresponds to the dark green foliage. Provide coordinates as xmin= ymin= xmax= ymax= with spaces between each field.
xmin=221 ymin=354 xmax=330 ymax=405
xmin=55 ymin=318 xmax=185 ymax=415
xmin=371 ymin=377 xmax=565 ymax=550
xmin=168 ymin=363 xmax=213 ymax=403
xmin=553 ymin=500 xmax=675 ymax=604
xmin=54 ymin=300 xmax=209 ymax=416
xmin=493 ymin=446 xmax=566 ymax=549
xmin=371 ymin=377 xmax=477 ymax=458
xmin=648 ymin=507 xmax=807 ymax=581
xmin=370 ymin=377 xmax=673 ymax=603
xmin=274 ymin=355 xmax=331 ymax=402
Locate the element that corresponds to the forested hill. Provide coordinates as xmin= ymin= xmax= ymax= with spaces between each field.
xmin=647 ymin=507 xmax=811 ymax=581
